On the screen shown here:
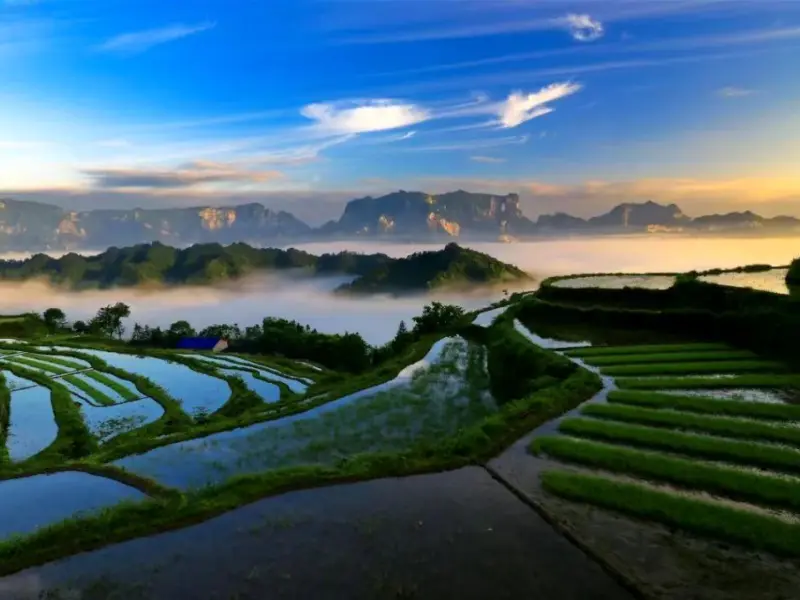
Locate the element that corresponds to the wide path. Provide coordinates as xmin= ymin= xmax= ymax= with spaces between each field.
xmin=0 ymin=467 xmax=634 ymax=600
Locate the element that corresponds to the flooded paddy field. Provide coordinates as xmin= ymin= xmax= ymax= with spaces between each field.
xmin=114 ymin=337 xmax=495 ymax=489
xmin=0 ymin=472 xmax=146 ymax=541
xmin=0 ymin=468 xmax=634 ymax=600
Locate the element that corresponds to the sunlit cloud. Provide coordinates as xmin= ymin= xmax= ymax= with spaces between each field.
xmin=497 ymin=82 xmax=582 ymax=128
xmin=97 ymin=22 xmax=216 ymax=54
xmin=562 ymin=13 xmax=604 ymax=42
xmin=301 ymin=100 xmax=430 ymax=134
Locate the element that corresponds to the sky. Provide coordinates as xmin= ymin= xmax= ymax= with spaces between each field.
xmin=1 ymin=0 xmax=799 ymax=223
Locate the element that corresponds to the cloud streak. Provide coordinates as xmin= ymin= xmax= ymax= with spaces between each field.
xmin=717 ymin=86 xmax=757 ymax=98
xmin=97 ymin=22 xmax=216 ymax=54
xmin=562 ymin=14 xmax=604 ymax=42
xmin=83 ymin=160 xmax=282 ymax=190
xmin=470 ymin=156 xmax=506 ymax=164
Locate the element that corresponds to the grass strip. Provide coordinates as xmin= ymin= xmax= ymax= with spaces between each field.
xmin=62 ymin=374 xmax=117 ymax=407
xmin=534 ymin=435 xmax=800 ymax=513
xmin=0 ymin=365 xmax=98 ymax=465
xmin=601 ymin=360 xmax=785 ymax=377
xmin=616 ymin=374 xmax=800 ymax=390
xmin=582 ymin=403 xmax=800 ymax=447
xmin=541 ymin=470 xmax=800 ymax=557
xmin=565 ymin=343 xmax=732 ymax=358
xmin=28 ymin=353 xmax=88 ymax=371
xmin=607 ymin=390 xmax=800 ymax=422
xmin=4 ymin=355 xmax=68 ymax=375
xmin=559 ymin=417 xmax=800 ymax=476
xmin=82 ymin=370 xmax=140 ymax=402
xmin=0 ymin=366 xmax=602 ymax=577
xmin=0 ymin=373 xmax=9 ymax=464
xmin=584 ymin=350 xmax=759 ymax=366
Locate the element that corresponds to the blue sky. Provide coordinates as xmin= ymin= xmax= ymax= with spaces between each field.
xmin=1 ymin=0 xmax=799 ymax=221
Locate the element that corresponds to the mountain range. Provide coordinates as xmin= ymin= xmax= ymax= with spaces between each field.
xmin=1 ymin=191 xmax=798 ymax=252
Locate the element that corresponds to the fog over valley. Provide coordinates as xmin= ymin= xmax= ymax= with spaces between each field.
xmin=0 ymin=236 xmax=796 ymax=345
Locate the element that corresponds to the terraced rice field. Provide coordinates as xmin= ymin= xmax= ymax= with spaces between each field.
xmin=698 ymin=268 xmax=791 ymax=295
xmin=533 ymin=340 xmax=800 ymax=556
xmin=115 ymin=336 xmax=494 ymax=489
xmin=551 ymin=274 xmax=677 ymax=290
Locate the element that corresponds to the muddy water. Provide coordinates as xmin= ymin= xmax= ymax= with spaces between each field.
xmin=0 ymin=468 xmax=633 ymax=600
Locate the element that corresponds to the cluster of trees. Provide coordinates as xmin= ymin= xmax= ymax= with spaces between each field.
xmin=787 ymin=258 xmax=800 ymax=286
xmin=339 ymin=242 xmax=530 ymax=294
xmin=30 ymin=298 xmax=471 ymax=373
xmin=0 ymin=242 xmax=395 ymax=289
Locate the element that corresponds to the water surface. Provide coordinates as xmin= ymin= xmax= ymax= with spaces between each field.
xmin=0 ymin=472 xmax=146 ymax=540
xmin=6 ymin=383 xmax=58 ymax=462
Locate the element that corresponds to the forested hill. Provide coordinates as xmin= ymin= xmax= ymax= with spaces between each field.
xmin=338 ymin=242 xmax=532 ymax=294
xmin=0 ymin=241 xmax=529 ymax=293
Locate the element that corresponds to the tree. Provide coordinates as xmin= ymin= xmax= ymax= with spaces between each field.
xmin=411 ymin=302 xmax=466 ymax=336
xmin=168 ymin=320 xmax=196 ymax=338
xmin=42 ymin=308 xmax=66 ymax=332
xmin=90 ymin=302 xmax=131 ymax=339
xmin=390 ymin=320 xmax=413 ymax=353
xmin=73 ymin=320 xmax=89 ymax=334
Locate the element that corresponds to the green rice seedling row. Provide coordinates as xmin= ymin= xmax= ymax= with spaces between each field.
xmin=607 ymin=390 xmax=800 ymax=422
xmin=558 ymin=417 xmax=800 ymax=475
xmin=4 ymin=356 xmax=69 ymax=375
xmin=82 ymin=370 xmax=141 ymax=402
xmin=534 ymin=435 xmax=800 ymax=512
xmin=601 ymin=360 xmax=785 ymax=377
xmin=616 ymin=374 xmax=800 ymax=390
xmin=565 ymin=343 xmax=732 ymax=358
xmin=540 ymin=470 xmax=800 ymax=557
xmin=29 ymin=354 xmax=90 ymax=371
xmin=583 ymin=350 xmax=759 ymax=366
xmin=582 ymin=403 xmax=800 ymax=447
xmin=62 ymin=374 xmax=117 ymax=406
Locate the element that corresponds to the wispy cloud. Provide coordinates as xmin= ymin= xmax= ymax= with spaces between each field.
xmin=300 ymin=100 xmax=429 ymax=134
xmin=405 ymin=135 xmax=528 ymax=152
xmin=83 ymin=160 xmax=282 ymax=190
xmin=371 ymin=25 xmax=800 ymax=79
xmin=97 ymin=22 xmax=216 ymax=55
xmin=717 ymin=86 xmax=757 ymax=98
xmin=470 ymin=156 xmax=506 ymax=164
xmin=497 ymin=82 xmax=582 ymax=128
xmin=561 ymin=14 xmax=604 ymax=42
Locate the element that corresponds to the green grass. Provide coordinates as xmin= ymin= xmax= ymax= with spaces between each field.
xmin=601 ymin=360 xmax=786 ymax=377
xmin=4 ymin=355 xmax=69 ymax=375
xmin=61 ymin=374 xmax=117 ymax=406
xmin=0 ymin=364 xmax=603 ymax=577
xmin=565 ymin=343 xmax=732 ymax=358
xmin=82 ymin=370 xmax=140 ymax=402
xmin=28 ymin=353 xmax=89 ymax=371
xmin=533 ymin=435 xmax=800 ymax=512
xmin=616 ymin=373 xmax=800 ymax=390
xmin=584 ymin=350 xmax=759 ymax=366
xmin=607 ymin=390 xmax=800 ymax=422
xmin=541 ymin=470 xmax=800 ymax=557
xmin=558 ymin=417 xmax=800 ymax=476
xmin=582 ymin=403 xmax=800 ymax=447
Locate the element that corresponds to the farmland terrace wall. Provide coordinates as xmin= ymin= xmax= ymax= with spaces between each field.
xmin=526 ymin=280 xmax=800 ymax=366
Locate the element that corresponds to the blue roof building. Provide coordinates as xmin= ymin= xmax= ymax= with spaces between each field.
xmin=176 ymin=337 xmax=229 ymax=352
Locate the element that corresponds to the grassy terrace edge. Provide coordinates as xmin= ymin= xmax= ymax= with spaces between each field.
xmin=541 ymin=470 xmax=800 ymax=557
xmin=533 ymin=435 xmax=800 ymax=513
xmin=607 ymin=390 xmax=800 ymax=422
xmin=0 ymin=344 xmax=602 ymax=576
